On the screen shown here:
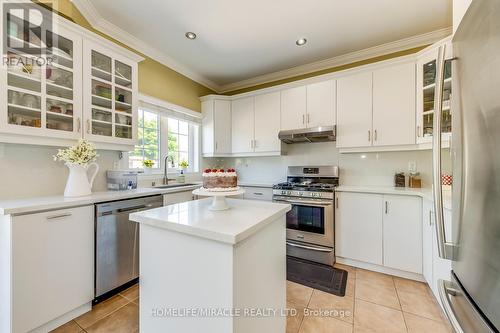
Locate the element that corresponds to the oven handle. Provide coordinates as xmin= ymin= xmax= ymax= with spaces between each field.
xmin=286 ymin=242 xmax=332 ymax=253
xmin=273 ymin=198 xmax=333 ymax=207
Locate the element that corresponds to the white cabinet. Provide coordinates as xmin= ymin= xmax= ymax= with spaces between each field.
xmin=7 ymin=206 xmax=94 ymax=332
xmin=336 ymin=60 xmax=416 ymax=149
xmin=201 ymin=98 xmax=231 ymax=156
xmin=229 ymin=92 xmax=281 ymax=156
xmin=164 ymin=190 xmax=194 ymax=205
xmin=336 ymin=191 xmax=422 ymax=274
xmin=231 ymin=97 xmax=255 ymax=154
xmin=0 ymin=6 xmax=142 ymax=150
xmin=306 ymin=80 xmax=336 ymax=128
xmin=1 ymin=13 xmax=83 ymax=140
xmin=336 ymin=72 xmax=373 ymax=148
xmin=280 ymin=86 xmax=306 ymax=131
xmin=422 ymin=199 xmax=452 ymax=301
xmin=336 ymin=192 xmax=383 ymax=265
xmin=372 ymin=63 xmax=416 ymax=146
xmin=254 ymin=92 xmax=281 ymax=153
xmin=382 ymin=195 xmax=422 ymax=273
xmin=82 ymin=40 xmax=138 ymax=147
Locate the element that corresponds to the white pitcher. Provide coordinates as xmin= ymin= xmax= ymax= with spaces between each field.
xmin=64 ymin=162 xmax=99 ymax=197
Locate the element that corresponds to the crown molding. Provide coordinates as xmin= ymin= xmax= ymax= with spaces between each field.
xmin=71 ymin=0 xmax=451 ymax=94
xmin=71 ymin=0 xmax=222 ymax=92
xmin=218 ymin=27 xmax=452 ymax=93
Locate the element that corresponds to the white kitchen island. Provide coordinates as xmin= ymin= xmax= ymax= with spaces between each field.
xmin=129 ymin=198 xmax=291 ymax=333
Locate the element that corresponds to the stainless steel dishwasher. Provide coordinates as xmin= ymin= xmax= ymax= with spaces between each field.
xmin=95 ymin=195 xmax=163 ymax=300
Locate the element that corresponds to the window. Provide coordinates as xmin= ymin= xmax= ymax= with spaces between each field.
xmin=129 ymin=104 xmax=200 ymax=172
xmin=129 ymin=109 xmax=160 ymax=169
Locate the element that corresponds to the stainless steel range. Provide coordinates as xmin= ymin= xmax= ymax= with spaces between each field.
xmin=273 ymin=166 xmax=339 ymax=266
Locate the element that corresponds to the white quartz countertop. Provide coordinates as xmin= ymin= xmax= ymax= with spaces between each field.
xmin=335 ymin=185 xmax=452 ymax=210
xmin=0 ymin=184 xmax=201 ymax=215
xmin=129 ymin=198 xmax=291 ymax=245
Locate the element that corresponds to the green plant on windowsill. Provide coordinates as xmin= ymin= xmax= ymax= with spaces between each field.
xmin=143 ymin=159 xmax=154 ymax=174
xmin=179 ymin=160 xmax=189 ymax=170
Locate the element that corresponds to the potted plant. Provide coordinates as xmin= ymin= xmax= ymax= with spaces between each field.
xmin=179 ymin=160 xmax=189 ymax=171
xmin=53 ymin=139 xmax=99 ymax=197
xmin=143 ymin=159 xmax=154 ymax=174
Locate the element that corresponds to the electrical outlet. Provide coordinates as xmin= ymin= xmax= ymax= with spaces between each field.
xmin=408 ymin=161 xmax=417 ymax=173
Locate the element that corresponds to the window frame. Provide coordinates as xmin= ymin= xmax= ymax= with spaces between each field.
xmin=129 ymin=108 xmax=161 ymax=171
xmin=160 ymin=117 xmax=199 ymax=173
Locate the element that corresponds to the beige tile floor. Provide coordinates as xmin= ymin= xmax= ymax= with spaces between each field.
xmin=52 ymin=264 xmax=452 ymax=333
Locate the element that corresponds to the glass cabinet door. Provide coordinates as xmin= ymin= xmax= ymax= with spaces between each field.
xmin=86 ymin=44 xmax=135 ymax=143
xmin=3 ymin=11 xmax=81 ymax=138
xmin=418 ymin=51 xmax=452 ymax=142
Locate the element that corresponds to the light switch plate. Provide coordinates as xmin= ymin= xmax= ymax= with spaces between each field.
xmin=408 ymin=160 xmax=417 ymax=173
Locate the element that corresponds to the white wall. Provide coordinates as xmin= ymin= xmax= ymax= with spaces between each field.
xmin=204 ymin=143 xmax=452 ymax=188
xmin=453 ymin=0 xmax=473 ymax=33
xmin=0 ymin=143 xmax=121 ymax=200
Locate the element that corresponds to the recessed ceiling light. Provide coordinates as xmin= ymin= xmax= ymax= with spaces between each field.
xmin=296 ymin=38 xmax=307 ymax=46
xmin=185 ymin=32 xmax=197 ymax=40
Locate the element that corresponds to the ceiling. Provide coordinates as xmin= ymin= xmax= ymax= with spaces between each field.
xmin=79 ymin=0 xmax=452 ymax=92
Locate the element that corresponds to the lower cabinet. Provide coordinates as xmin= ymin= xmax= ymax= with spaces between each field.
xmin=336 ymin=192 xmax=383 ymax=265
xmin=9 ymin=206 xmax=94 ymax=332
xmin=422 ymin=199 xmax=452 ymax=302
xmin=163 ymin=190 xmax=195 ymax=205
xmin=335 ymin=192 xmax=423 ymax=274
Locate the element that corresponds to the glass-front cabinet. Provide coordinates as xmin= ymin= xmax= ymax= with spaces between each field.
xmin=82 ymin=41 xmax=137 ymax=146
xmin=1 ymin=11 xmax=82 ymax=139
xmin=416 ymin=41 xmax=453 ymax=144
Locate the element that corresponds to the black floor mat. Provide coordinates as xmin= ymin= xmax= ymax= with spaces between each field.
xmin=287 ymin=256 xmax=348 ymax=297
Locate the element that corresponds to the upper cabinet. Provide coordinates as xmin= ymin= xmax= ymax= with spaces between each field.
xmin=201 ymin=98 xmax=232 ymax=157
xmin=416 ymin=40 xmax=452 ymax=144
xmin=280 ymin=81 xmax=335 ymax=131
xmin=231 ymin=96 xmax=254 ymax=154
xmin=280 ymin=86 xmax=306 ymax=131
xmin=254 ymin=92 xmax=281 ymax=153
xmin=0 ymin=4 xmax=143 ymax=150
xmin=306 ymin=80 xmax=336 ymax=128
xmin=1 ymin=14 xmax=82 ymax=140
xmin=336 ymin=72 xmax=373 ymax=148
xmin=82 ymin=40 xmax=138 ymax=147
xmin=337 ymin=60 xmax=416 ymax=149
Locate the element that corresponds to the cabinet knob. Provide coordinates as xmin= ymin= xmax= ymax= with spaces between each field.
xmin=368 ymin=130 xmax=371 ymax=142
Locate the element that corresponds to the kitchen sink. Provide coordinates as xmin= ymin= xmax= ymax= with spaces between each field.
xmin=152 ymin=183 xmax=197 ymax=189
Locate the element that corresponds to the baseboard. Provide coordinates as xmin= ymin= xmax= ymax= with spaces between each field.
xmin=30 ymin=302 xmax=91 ymax=333
xmin=336 ymin=257 xmax=425 ymax=282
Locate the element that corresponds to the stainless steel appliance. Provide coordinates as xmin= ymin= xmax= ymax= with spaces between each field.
xmin=435 ymin=1 xmax=500 ymax=331
xmin=278 ymin=125 xmax=336 ymax=144
xmin=95 ymin=195 xmax=163 ymax=301
xmin=106 ymin=170 xmax=138 ymax=191
xmin=273 ymin=166 xmax=339 ymax=266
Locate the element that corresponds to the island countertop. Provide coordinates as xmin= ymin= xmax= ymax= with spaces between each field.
xmin=130 ymin=198 xmax=291 ymax=245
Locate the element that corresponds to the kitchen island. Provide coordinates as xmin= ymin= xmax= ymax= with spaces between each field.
xmin=129 ymin=198 xmax=291 ymax=333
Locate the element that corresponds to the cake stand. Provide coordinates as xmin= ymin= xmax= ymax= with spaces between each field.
xmin=192 ymin=187 xmax=246 ymax=211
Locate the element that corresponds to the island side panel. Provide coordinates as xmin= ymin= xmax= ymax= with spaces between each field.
xmin=140 ymin=224 xmax=234 ymax=333
xmin=0 ymin=215 xmax=12 ymax=333
xmin=233 ymin=215 xmax=286 ymax=333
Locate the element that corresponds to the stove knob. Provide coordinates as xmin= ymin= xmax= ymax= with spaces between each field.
xmin=281 ymin=190 xmax=286 ymax=195
xmin=317 ymin=193 xmax=322 ymax=198
xmin=311 ymin=193 xmax=317 ymax=197
xmin=299 ymin=192 xmax=304 ymax=196
xmin=287 ymin=191 xmax=292 ymax=195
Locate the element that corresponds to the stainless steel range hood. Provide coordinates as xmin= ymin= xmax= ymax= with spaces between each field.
xmin=278 ymin=125 xmax=336 ymax=144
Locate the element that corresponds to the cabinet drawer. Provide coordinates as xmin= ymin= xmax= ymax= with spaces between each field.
xmin=242 ymin=187 xmax=273 ymax=201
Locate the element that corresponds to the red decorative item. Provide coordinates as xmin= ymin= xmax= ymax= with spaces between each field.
xmin=204 ymin=169 xmax=211 ymax=173
xmin=219 ymin=169 xmax=225 ymax=172
xmin=441 ymin=174 xmax=453 ymax=186
xmin=211 ymin=169 xmax=218 ymax=173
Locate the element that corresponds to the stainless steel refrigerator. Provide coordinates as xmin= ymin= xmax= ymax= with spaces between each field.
xmin=434 ymin=0 xmax=500 ymax=332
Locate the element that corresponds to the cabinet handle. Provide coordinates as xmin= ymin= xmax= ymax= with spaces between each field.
xmin=336 ymin=196 xmax=339 ymax=209
xmin=374 ymin=129 xmax=378 ymax=141
xmin=215 ymin=142 xmax=218 ymax=151
xmin=253 ymin=192 xmax=263 ymax=196
xmin=302 ymin=114 xmax=305 ymax=124
xmin=77 ymin=118 xmax=81 ymax=133
xmin=368 ymin=130 xmax=371 ymax=142
xmin=385 ymin=201 xmax=388 ymax=214
xmin=87 ymin=119 xmax=91 ymax=134
xmin=254 ymin=140 xmax=257 ymax=148
xmin=417 ymin=126 xmax=420 ymax=138
xmin=307 ymin=114 xmax=310 ymax=123
xmin=46 ymin=213 xmax=72 ymax=220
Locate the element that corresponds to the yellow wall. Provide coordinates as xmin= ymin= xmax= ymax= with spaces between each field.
xmin=39 ymin=0 xmax=214 ymax=112
xmin=224 ymin=46 xmax=427 ymax=95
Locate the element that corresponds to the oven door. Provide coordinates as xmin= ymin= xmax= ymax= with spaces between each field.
xmin=273 ymin=196 xmax=334 ymax=248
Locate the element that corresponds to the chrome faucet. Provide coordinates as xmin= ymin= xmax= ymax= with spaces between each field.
xmin=163 ymin=155 xmax=176 ymax=185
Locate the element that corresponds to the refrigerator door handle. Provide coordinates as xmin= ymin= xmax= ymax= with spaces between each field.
xmin=432 ymin=45 xmax=455 ymax=260
xmin=438 ymin=279 xmax=465 ymax=333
